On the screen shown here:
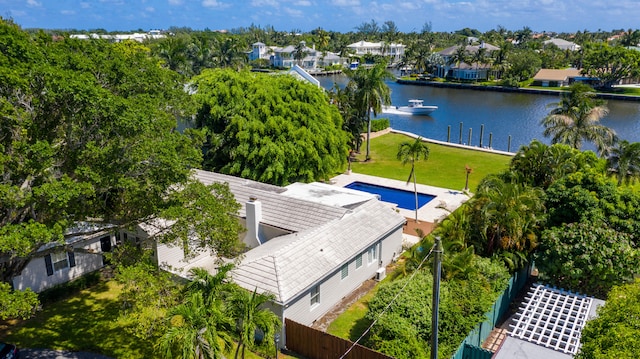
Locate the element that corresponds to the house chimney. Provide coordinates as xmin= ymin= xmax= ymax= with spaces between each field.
xmin=245 ymin=197 xmax=264 ymax=247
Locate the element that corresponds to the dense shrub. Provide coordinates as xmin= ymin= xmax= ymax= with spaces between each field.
xmin=370 ymin=118 xmax=390 ymax=132
xmin=38 ymin=270 xmax=102 ymax=305
xmin=577 ymin=279 xmax=640 ymax=359
xmin=535 ymin=222 xmax=640 ymax=298
xmin=364 ymin=260 xmax=508 ymax=359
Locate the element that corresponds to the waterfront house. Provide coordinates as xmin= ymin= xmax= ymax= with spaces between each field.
xmin=260 ymin=41 xmax=344 ymax=70
xmin=532 ymin=68 xmax=582 ymax=87
xmin=151 ymin=170 xmax=406 ymax=343
xmin=347 ymin=40 xmax=405 ymax=62
xmin=12 ymin=222 xmax=117 ymax=293
xmin=435 ymin=42 xmax=500 ymax=80
xmin=69 ymin=31 xmax=165 ymax=43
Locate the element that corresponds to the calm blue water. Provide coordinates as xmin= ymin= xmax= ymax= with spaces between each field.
xmin=318 ymin=75 xmax=640 ymax=153
xmin=345 ymin=181 xmax=435 ymax=210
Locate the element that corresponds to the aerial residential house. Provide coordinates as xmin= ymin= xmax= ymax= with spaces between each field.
xmin=12 ymin=222 xmax=118 ymax=293
xmin=532 ymin=68 xmax=583 ymax=87
xmin=150 ymin=170 xmax=406 ymax=343
xmin=347 ymin=40 xmax=406 ymax=62
xmin=543 ymin=38 xmax=581 ymax=51
xmin=248 ymin=42 xmax=274 ymax=62
xmin=435 ymin=42 xmax=500 ymax=80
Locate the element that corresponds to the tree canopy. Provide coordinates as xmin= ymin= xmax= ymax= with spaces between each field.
xmin=193 ymin=68 xmax=349 ymax=186
xmin=0 ymin=19 xmax=243 ymax=318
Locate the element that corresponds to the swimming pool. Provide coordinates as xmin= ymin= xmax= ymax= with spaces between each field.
xmin=344 ymin=181 xmax=436 ymax=211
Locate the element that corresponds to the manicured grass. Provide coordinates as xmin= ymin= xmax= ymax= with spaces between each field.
xmin=0 ymin=280 xmax=300 ymax=359
xmin=350 ymin=133 xmax=512 ymax=191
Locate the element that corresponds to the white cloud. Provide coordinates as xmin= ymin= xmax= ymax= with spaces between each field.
xmin=80 ymin=2 xmax=90 ymax=8
xmin=202 ymin=0 xmax=230 ymax=8
xmin=285 ymin=8 xmax=304 ymax=17
xmin=60 ymin=9 xmax=75 ymax=15
xmin=168 ymin=0 xmax=183 ymax=5
xmin=251 ymin=0 xmax=279 ymax=6
xmin=146 ymin=6 xmax=155 ymax=12
xmin=332 ymin=0 xmax=360 ymax=6
xmin=294 ymin=0 xmax=312 ymax=5
xmin=26 ymin=0 xmax=41 ymax=7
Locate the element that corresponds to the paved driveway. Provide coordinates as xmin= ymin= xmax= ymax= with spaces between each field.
xmin=19 ymin=349 xmax=113 ymax=359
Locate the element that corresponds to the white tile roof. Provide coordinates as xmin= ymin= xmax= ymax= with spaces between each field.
xmin=231 ymin=199 xmax=405 ymax=303
xmin=193 ymin=169 xmax=348 ymax=232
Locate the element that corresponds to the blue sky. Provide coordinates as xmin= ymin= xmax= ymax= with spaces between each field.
xmin=4 ymin=0 xmax=639 ymax=33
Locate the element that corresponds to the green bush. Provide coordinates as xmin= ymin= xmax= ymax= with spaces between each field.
xmin=577 ymin=279 xmax=640 ymax=359
xmin=370 ymin=118 xmax=390 ymax=132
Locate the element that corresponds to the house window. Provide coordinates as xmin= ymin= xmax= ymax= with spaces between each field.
xmin=356 ymin=254 xmax=363 ymax=269
xmin=367 ymin=244 xmax=378 ymax=264
xmin=51 ymin=251 xmax=69 ymax=271
xmin=310 ymin=285 xmax=320 ymax=306
xmin=341 ymin=264 xmax=349 ymax=280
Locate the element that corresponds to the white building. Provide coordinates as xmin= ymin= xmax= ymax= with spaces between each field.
xmin=347 ymin=40 xmax=406 ymax=62
xmin=69 ymin=31 xmax=165 ymax=43
xmin=12 ymin=223 xmax=118 ymax=293
xmin=543 ymin=38 xmax=581 ymax=51
xmin=153 ymin=170 xmax=406 ymax=344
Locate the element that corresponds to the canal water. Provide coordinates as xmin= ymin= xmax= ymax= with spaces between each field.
xmin=318 ymin=75 xmax=640 ymax=153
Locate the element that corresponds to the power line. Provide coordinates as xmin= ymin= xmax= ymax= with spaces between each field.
xmin=338 ymin=242 xmax=437 ymax=359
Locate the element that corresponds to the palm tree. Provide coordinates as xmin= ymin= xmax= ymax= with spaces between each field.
xmin=158 ymin=291 xmax=234 ymax=359
xmin=470 ymin=47 xmax=488 ymax=82
xmin=293 ymin=41 xmax=308 ymax=66
xmin=346 ymin=61 xmax=393 ymax=160
xmin=541 ymin=83 xmax=616 ymax=156
xmin=397 ymin=137 xmax=430 ymax=222
xmin=230 ymin=288 xmax=281 ymax=359
xmin=607 ymin=140 xmax=640 ymax=185
xmin=447 ymin=45 xmax=469 ymax=80
xmin=469 ymin=175 xmax=545 ymax=266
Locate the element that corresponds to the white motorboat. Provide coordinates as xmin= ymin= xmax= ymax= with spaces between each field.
xmin=396 ymin=99 xmax=438 ymax=115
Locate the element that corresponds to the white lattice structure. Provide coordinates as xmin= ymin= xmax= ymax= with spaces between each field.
xmin=509 ymin=284 xmax=594 ymax=355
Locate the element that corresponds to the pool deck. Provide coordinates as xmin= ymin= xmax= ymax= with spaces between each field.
xmin=330 ymin=172 xmax=471 ymax=226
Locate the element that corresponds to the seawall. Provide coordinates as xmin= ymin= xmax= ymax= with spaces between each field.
xmin=396 ymin=79 xmax=640 ymax=102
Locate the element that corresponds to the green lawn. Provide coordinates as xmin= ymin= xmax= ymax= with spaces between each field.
xmin=0 ymin=281 xmax=300 ymax=359
xmin=349 ymin=133 xmax=512 ymax=191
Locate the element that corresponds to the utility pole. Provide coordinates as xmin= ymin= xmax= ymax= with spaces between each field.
xmin=431 ymin=236 xmax=443 ymax=359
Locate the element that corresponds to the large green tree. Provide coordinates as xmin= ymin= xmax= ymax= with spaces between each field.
xmin=230 ymin=288 xmax=281 ymax=359
xmin=345 ymin=61 xmax=393 ymax=161
xmin=0 ymin=19 xmax=243 ymax=318
xmin=581 ymin=42 xmax=640 ymax=89
xmin=541 ymin=83 xmax=616 ymax=156
xmin=193 ymin=69 xmax=349 ymax=186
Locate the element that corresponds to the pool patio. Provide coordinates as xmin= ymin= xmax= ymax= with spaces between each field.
xmin=330 ymin=172 xmax=471 ymax=243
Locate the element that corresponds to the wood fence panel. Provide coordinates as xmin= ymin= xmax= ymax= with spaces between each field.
xmin=285 ymin=319 xmax=394 ymax=359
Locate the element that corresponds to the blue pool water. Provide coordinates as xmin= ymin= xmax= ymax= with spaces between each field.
xmin=344 ymin=181 xmax=436 ymax=211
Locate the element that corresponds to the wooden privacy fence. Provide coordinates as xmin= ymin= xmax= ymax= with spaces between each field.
xmin=285 ymin=318 xmax=394 ymax=359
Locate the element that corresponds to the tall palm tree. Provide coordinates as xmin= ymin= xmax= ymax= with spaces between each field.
xmin=470 ymin=47 xmax=488 ymax=82
xmin=607 ymin=140 xmax=640 ymax=185
xmin=346 ymin=61 xmax=393 ymax=160
xmin=397 ymin=136 xmax=430 ymax=222
xmin=158 ymin=291 xmax=234 ymax=359
xmin=541 ymin=83 xmax=616 ymax=156
xmin=230 ymin=288 xmax=281 ymax=359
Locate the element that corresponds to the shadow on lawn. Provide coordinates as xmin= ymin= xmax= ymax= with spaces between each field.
xmin=2 ymin=281 xmax=156 ymax=359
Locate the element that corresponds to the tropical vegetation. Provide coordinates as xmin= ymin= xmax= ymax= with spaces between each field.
xmin=396 ymin=137 xmax=430 ymax=222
